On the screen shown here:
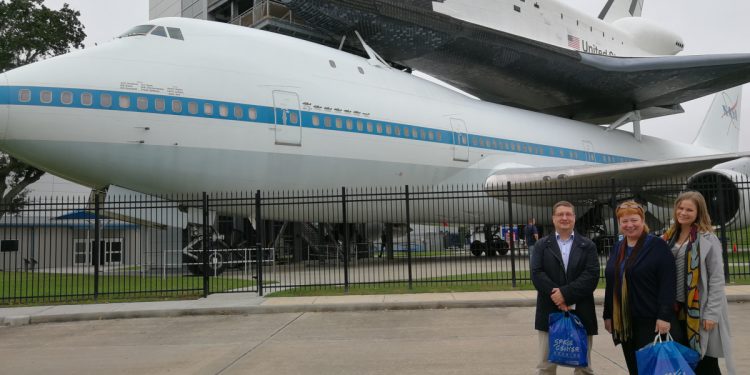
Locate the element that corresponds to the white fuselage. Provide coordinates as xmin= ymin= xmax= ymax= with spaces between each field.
xmin=0 ymin=18 xmax=716 ymax=222
xmin=433 ymin=0 xmax=684 ymax=56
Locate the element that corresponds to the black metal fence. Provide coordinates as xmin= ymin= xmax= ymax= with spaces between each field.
xmin=2 ymin=177 xmax=749 ymax=304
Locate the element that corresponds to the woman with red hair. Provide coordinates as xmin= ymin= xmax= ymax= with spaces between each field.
xmin=603 ymin=200 xmax=676 ymax=374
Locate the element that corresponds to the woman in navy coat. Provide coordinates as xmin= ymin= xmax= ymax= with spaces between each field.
xmin=603 ymin=201 xmax=676 ymax=374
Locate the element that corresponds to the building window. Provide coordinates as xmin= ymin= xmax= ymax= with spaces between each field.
xmin=0 ymin=239 xmax=18 ymax=252
xmin=119 ymin=95 xmax=131 ymax=109
xmin=18 ymin=89 xmax=31 ymax=103
xmin=100 ymin=93 xmax=112 ymax=108
xmin=137 ymin=97 xmax=148 ymax=111
xmin=219 ymin=104 xmax=228 ymax=117
xmin=188 ymin=101 xmax=198 ymax=115
xmin=40 ymin=90 xmax=52 ymax=104
xmin=81 ymin=92 xmax=93 ymax=106
xmin=155 ymin=98 xmax=166 ymax=112
xmin=74 ymin=241 xmax=87 ymax=264
xmin=172 ymin=99 xmax=183 ymax=113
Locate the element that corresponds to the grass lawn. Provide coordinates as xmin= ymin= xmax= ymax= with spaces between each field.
xmin=267 ymin=269 xmax=750 ymax=297
xmin=0 ymin=271 xmax=257 ymax=305
xmin=267 ymin=271 xmax=607 ymax=297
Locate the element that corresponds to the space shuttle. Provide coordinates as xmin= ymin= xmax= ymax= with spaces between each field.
xmin=0 ymin=16 xmax=748 ymax=229
xmin=277 ymin=0 xmax=750 ymax=125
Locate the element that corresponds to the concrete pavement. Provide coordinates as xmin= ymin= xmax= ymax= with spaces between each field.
xmin=2 ymin=304 xmax=748 ymax=374
xmin=3 ymin=284 xmax=750 ymax=326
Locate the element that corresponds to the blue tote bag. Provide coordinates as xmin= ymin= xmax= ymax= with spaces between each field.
xmin=548 ymin=312 xmax=588 ymax=367
xmin=636 ymin=333 xmax=699 ymax=375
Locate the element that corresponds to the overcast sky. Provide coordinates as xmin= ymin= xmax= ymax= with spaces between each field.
xmin=29 ymin=0 xmax=750 ymax=196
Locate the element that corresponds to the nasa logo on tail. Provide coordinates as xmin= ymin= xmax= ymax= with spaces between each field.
xmin=721 ymin=91 xmax=740 ymax=133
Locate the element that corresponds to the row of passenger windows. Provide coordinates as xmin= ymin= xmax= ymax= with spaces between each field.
xmin=18 ymin=89 xmax=259 ymax=120
xmin=16 ymin=89 xmax=628 ymax=161
xmin=309 ymin=114 xmax=451 ymax=143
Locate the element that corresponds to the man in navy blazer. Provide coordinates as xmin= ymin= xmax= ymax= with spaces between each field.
xmin=531 ymin=201 xmax=600 ymax=375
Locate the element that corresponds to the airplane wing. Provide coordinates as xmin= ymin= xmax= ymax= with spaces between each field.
xmin=484 ymin=153 xmax=750 ymax=206
xmin=279 ymin=0 xmax=750 ymax=124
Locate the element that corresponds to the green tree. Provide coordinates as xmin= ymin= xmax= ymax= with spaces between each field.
xmin=0 ymin=0 xmax=86 ymax=217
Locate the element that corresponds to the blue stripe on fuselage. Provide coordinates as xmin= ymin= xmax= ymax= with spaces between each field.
xmin=6 ymin=86 xmax=639 ymax=164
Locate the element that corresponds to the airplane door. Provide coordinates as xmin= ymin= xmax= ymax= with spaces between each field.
xmin=450 ymin=118 xmax=469 ymax=162
xmin=582 ymin=140 xmax=595 ymax=162
xmin=273 ymin=90 xmax=301 ymax=146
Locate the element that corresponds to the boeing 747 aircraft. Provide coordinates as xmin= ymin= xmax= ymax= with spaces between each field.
xmin=277 ymin=0 xmax=750 ymax=124
xmin=0 ymin=18 xmax=748 ymax=229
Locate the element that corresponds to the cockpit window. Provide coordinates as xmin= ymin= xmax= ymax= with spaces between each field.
xmin=119 ymin=24 xmax=156 ymax=38
xmin=150 ymin=26 xmax=168 ymax=38
xmin=167 ymin=27 xmax=184 ymax=41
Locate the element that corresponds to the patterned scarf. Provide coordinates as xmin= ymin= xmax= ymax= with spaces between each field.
xmin=663 ymin=226 xmax=702 ymax=353
xmin=612 ymin=233 xmax=647 ymax=344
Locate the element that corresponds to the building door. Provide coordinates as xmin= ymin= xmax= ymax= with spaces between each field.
xmin=450 ymin=118 xmax=469 ymax=162
xmin=273 ymin=90 xmax=302 ymax=146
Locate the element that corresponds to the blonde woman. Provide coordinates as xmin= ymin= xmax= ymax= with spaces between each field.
xmin=663 ymin=191 xmax=736 ymax=375
xmin=603 ymin=201 xmax=676 ymax=375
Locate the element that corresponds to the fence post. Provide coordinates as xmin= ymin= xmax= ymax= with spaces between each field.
xmin=255 ymin=190 xmax=264 ymax=296
xmin=342 ymin=187 xmax=350 ymax=293
xmin=93 ymin=194 xmax=100 ymax=301
xmin=716 ymin=175 xmax=730 ymax=283
xmin=202 ymin=192 xmax=209 ymax=298
xmin=405 ymin=185 xmax=413 ymax=290
xmin=608 ymin=178 xmax=618 ymax=280
xmin=507 ymin=182 xmax=517 ymax=288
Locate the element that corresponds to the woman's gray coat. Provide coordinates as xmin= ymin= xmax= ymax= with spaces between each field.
xmin=696 ymin=232 xmax=735 ymax=374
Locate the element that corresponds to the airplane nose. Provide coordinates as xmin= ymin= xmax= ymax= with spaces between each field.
xmin=0 ymin=72 xmax=8 ymax=142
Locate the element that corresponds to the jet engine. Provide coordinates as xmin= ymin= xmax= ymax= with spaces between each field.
xmin=685 ymin=158 xmax=750 ymax=229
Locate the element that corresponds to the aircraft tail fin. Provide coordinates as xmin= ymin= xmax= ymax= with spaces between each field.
xmin=598 ymin=0 xmax=644 ymax=22
xmin=693 ymin=86 xmax=743 ymax=152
